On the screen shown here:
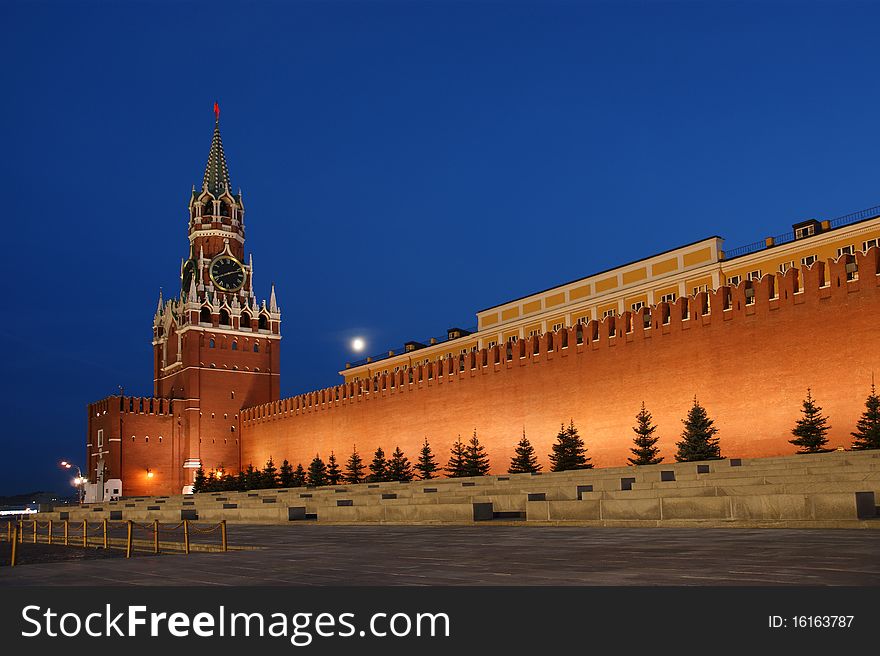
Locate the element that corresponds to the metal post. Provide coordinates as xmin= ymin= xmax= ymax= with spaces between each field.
xmin=10 ymin=524 xmax=18 ymax=567
xmin=48 ymin=520 xmax=53 ymax=545
xmin=221 ymin=520 xmax=227 ymax=552
xmin=125 ymin=521 xmax=133 ymax=559
xmin=103 ymin=519 xmax=108 ymax=549
xmin=82 ymin=519 xmax=87 ymax=548
xmin=183 ymin=520 xmax=190 ymax=555
xmin=153 ymin=519 xmax=159 ymax=554
xmin=18 ymin=521 xmax=23 ymax=543
xmin=33 ymin=520 xmax=37 ymax=544
xmin=64 ymin=520 xmax=69 ymax=546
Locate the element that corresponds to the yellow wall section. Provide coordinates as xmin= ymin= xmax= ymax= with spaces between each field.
xmin=479 ymin=313 xmax=498 ymax=329
xmin=569 ymin=284 xmax=591 ymax=300
xmin=654 ymin=285 xmax=679 ymax=301
xmin=501 ymin=307 xmax=520 ymax=321
xmin=651 ymin=257 xmax=679 ymax=276
xmin=595 ymin=276 xmax=618 ymax=293
xmin=545 ymin=292 xmax=566 ymax=307
xmin=624 ymin=294 xmax=648 ymax=310
xmin=523 ymin=300 xmax=542 ymax=314
xmin=622 ymin=267 xmax=647 ymax=285
xmin=546 ymin=315 xmax=566 ymax=329
xmin=683 ymin=247 xmax=712 ymax=267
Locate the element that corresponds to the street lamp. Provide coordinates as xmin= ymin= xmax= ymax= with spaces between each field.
xmin=60 ymin=461 xmax=87 ymax=504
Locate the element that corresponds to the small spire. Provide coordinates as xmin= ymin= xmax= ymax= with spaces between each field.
xmin=249 ymin=253 xmax=254 ymax=290
xmin=269 ymin=283 xmax=278 ymax=313
xmin=156 ymin=288 xmax=163 ymax=314
xmin=188 ymin=275 xmax=197 ymax=303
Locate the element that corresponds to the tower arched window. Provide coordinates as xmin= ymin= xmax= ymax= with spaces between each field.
xmin=219 ymin=309 xmax=230 ymax=326
xmin=209 ymin=338 xmax=216 ymax=348
xmin=258 ymin=314 xmax=268 ymax=330
xmin=200 ymin=307 xmax=211 ymax=324
xmin=220 ymin=200 xmax=232 ymax=217
xmin=253 ymin=342 xmax=260 ymax=353
xmin=203 ymin=200 xmax=213 ymax=217
xmin=240 ymin=312 xmax=251 ymax=329
xmin=231 ymin=341 xmax=238 ymax=351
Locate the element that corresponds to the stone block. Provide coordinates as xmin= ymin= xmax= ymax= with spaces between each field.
xmin=661 ymin=496 xmax=730 ymax=520
xmin=601 ymin=498 xmax=661 ymax=520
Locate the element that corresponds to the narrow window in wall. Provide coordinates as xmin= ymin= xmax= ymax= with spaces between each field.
xmin=97 ymin=429 xmax=104 ymax=448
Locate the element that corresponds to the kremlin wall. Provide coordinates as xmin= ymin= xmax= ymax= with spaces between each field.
xmin=239 ymin=250 xmax=880 ymax=481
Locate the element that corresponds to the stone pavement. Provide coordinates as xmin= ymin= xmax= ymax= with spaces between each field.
xmin=2 ymin=525 xmax=879 ymax=586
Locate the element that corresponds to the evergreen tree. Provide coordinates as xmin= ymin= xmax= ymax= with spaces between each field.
xmin=852 ymin=383 xmax=880 ymax=450
xmin=219 ymin=473 xmax=236 ymax=491
xmin=675 ymin=397 xmax=722 ymax=462
xmin=344 ymin=446 xmax=365 ymax=484
xmin=789 ymin=388 xmax=831 ymax=454
xmin=462 ymin=430 xmax=491 ymax=476
xmin=307 ymin=454 xmax=328 ymax=487
xmin=261 ymin=457 xmax=279 ymax=488
xmin=233 ymin=469 xmax=247 ymax=492
xmin=192 ymin=467 xmax=207 ymax=493
xmin=387 ymin=446 xmax=415 ymax=482
xmin=326 ymin=451 xmax=343 ymax=485
xmin=628 ymin=402 xmax=664 ymax=465
xmin=508 ymin=429 xmax=541 ymax=474
xmin=244 ymin=464 xmax=263 ymax=490
xmin=278 ymin=459 xmax=294 ymax=488
xmin=415 ymin=437 xmax=438 ymax=480
xmin=368 ymin=447 xmax=389 ymax=482
xmin=291 ymin=463 xmax=307 ymax=487
xmin=445 ymin=435 xmax=468 ymax=478
xmin=549 ymin=420 xmax=592 ymax=471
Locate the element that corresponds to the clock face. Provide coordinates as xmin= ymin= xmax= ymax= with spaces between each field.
xmin=209 ymin=255 xmax=245 ymax=291
xmin=181 ymin=259 xmax=196 ymax=293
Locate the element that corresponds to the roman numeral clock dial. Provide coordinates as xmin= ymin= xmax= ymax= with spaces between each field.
xmin=209 ymin=255 xmax=245 ymax=292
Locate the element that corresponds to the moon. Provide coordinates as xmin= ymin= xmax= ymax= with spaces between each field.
xmin=351 ymin=337 xmax=365 ymax=352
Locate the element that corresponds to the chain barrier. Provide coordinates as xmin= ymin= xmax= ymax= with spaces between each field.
xmin=1 ymin=518 xmax=228 ymax=566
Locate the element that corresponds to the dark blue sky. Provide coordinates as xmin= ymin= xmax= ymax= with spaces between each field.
xmin=3 ymin=0 xmax=880 ymax=495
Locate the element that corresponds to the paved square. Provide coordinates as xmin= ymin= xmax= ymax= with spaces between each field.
xmin=2 ymin=525 xmax=879 ymax=586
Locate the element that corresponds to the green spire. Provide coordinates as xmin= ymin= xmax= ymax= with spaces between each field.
xmin=202 ymin=104 xmax=231 ymax=196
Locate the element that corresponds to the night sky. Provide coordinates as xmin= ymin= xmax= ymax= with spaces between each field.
xmin=3 ymin=0 xmax=880 ymax=496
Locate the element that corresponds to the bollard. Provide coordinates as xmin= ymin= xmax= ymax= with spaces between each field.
xmin=33 ymin=520 xmax=37 ymax=544
xmin=6 ymin=521 xmax=11 ymax=543
xmin=64 ymin=520 xmax=69 ymax=546
xmin=183 ymin=520 xmax=190 ymax=555
xmin=48 ymin=520 xmax=53 ymax=545
xmin=18 ymin=521 xmax=23 ymax=544
xmin=221 ymin=520 xmax=227 ymax=552
xmin=153 ymin=519 xmax=159 ymax=554
xmin=103 ymin=519 xmax=108 ymax=549
xmin=10 ymin=523 xmax=19 ymax=567
xmin=125 ymin=521 xmax=133 ymax=559
xmin=82 ymin=519 xmax=87 ymax=548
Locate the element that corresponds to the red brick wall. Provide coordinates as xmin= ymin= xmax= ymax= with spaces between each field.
xmin=240 ymin=250 xmax=880 ymax=474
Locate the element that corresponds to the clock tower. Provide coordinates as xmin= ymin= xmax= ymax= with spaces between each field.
xmin=151 ymin=104 xmax=281 ymax=489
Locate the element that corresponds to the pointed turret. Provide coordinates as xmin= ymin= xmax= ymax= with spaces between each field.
xmin=202 ymin=102 xmax=231 ymax=196
xmin=269 ymin=283 xmax=278 ymax=313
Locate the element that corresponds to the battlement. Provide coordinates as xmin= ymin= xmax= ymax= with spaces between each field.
xmin=89 ymin=395 xmax=176 ymax=418
xmin=242 ymin=247 xmax=880 ymax=428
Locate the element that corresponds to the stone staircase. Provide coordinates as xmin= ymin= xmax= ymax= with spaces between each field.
xmin=35 ymin=450 xmax=880 ymax=528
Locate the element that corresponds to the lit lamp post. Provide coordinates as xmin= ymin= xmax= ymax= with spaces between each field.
xmin=60 ymin=461 xmax=87 ymax=505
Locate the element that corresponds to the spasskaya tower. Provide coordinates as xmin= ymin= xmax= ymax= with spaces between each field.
xmin=87 ymin=105 xmax=281 ymax=498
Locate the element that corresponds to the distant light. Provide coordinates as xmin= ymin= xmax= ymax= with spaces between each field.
xmin=147 ymin=470 xmax=154 ymax=479
xmin=351 ymin=337 xmax=366 ymax=352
